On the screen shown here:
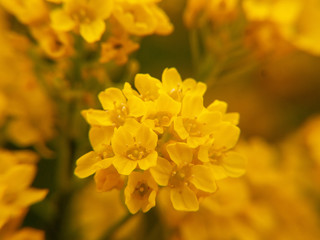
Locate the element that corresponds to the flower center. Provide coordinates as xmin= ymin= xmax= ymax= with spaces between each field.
xmin=169 ymin=166 xmax=191 ymax=188
xmin=111 ymin=102 xmax=128 ymax=126
xmin=126 ymin=146 xmax=148 ymax=161
xmin=135 ymin=182 xmax=150 ymax=197
xmin=153 ymin=112 xmax=171 ymax=127
xmin=183 ymin=118 xmax=202 ymax=136
xmin=71 ymin=6 xmax=94 ymax=24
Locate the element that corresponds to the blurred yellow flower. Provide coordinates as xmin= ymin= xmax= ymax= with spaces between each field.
xmin=0 ymin=150 xmax=48 ymax=230
xmin=50 ymin=0 xmax=114 ymax=42
xmin=113 ymin=0 xmax=173 ymax=36
xmin=0 ymin=0 xmax=49 ymax=25
xmin=243 ymin=0 xmax=320 ymax=55
xmin=100 ymin=33 xmax=139 ymax=65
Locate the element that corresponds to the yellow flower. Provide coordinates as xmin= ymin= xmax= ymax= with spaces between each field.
xmin=0 ymin=150 xmax=48 ymax=229
xmin=111 ymin=119 xmax=158 ymax=175
xmin=50 ymin=0 xmax=114 ymax=42
xmin=173 ymin=94 xmax=222 ymax=147
xmin=151 ymin=143 xmax=217 ymax=211
xmin=100 ymin=33 xmax=139 ymax=65
xmin=94 ymin=166 xmax=124 ymax=192
xmin=198 ymin=122 xmax=246 ymax=180
xmin=124 ymin=171 xmax=158 ymax=214
xmin=30 ymin=24 xmax=73 ymax=59
xmin=161 ymin=68 xmax=206 ymax=101
xmin=75 ymin=126 xmax=114 ymax=178
xmin=112 ymin=0 xmax=173 ymax=36
xmin=207 ymin=100 xmax=240 ymax=125
xmin=127 ymin=73 xmax=163 ymax=101
xmin=0 ymin=0 xmax=49 ymax=25
xmin=82 ymin=87 xmax=146 ymax=127
xmin=243 ymin=0 xmax=320 ymax=55
xmin=142 ymin=93 xmax=181 ymax=134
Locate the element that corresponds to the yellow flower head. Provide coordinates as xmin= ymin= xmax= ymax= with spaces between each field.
xmin=75 ymin=68 xmax=245 ymax=213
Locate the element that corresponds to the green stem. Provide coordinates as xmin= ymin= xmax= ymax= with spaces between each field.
xmin=189 ymin=29 xmax=201 ymax=75
xmin=99 ymin=212 xmax=133 ymax=240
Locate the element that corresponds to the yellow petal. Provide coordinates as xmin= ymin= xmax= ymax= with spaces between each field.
xmin=138 ymin=151 xmax=158 ymax=170
xmin=94 ymin=166 xmax=124 ymax=192
xmin=112 ymin=126 xmax=134 ymax=155
xmin=113 ymin=156 xmax=137 ymax=175
xmin=207 ymin=100 xmax=228 ymax=113
xmin=198 ymin=110 xmax=222 ymax=133
xmin=143 ymin=190 xmax=157 ymax=212
xmin=151 ymin=5 xmax=174 ymax=35
xmin=82 ymin=109 xmax=113 ymax=126
xmin=90 ymin=0 xmax=114 ymax=19
xmin=187 ymin=136 xmax=207 ymax=148
xmin=197 ymin=145 xmax=210 ymax=163
xmin=150 ymin=157 xmax=173 ymax=186
xmin=210 ymin=165 xmax=228 ymax=180
xmin=181 ymin=94 xmax=203 ymax=118
xmin=125 ymin=193 xmax=141 ymax=214
xmin=162 ymin=68 xmax=182 ymax=93
xmin=136 ymin=124 xmax=158 ymax=150
xmin=80 ymin=19 xmax=105 ymax=43
xmin=89 ymin=126 xmax=114 ymax=152
xmin=183 ymin=78 xmax=207 ymax=96
xmin=98 ymin=88 xmax=126 ymax=110
xmin=166 ymin=142 xmax=193 ymax=166
xmin=170 ymin=186 xmax=199 ymax=211
xmin=15 ymin=189 xmax=48 ymax=206
xmin=224 ymin=112 xmax=240 ymax=125
xmin=190 ymin=165 xmax=217 ymax=193
xmin=134 ymin=73 xmax=162 ymax=100
xmin=1 ymin=165 xmax=35 ymax=191
xmin=156 ymin=93 xmax=181 ymax=116
xmin=75 ymin=151 xmax=100 ymax=178
xmin=222 ymin=151 xmax=247 ymax=178
xmin=212 ymin=123 xmax=240 ymax=150
xmin=50 ymin=9 xmax=75 ymax=31
xmin=127 ymin=96 xmax=147 ymax=117
xmin=173 ymin=117 xmax=189 ymax=140
xmin=122 ymin=82 xmax=139 ymax=99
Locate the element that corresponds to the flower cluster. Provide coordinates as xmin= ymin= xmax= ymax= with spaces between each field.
xmin=75 ymin=68 xmax=246 ymax=213
xmin=0 ymin=13 xmax=55 ymax=148
xmin=0 ymin=0 xmax=173 ymax=63
xmin=0 ymin=149 xmax=48 ymax=240
xmin=243 ymin=0 xmax=320 ymax=55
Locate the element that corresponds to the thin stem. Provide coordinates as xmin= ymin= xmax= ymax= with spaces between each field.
xmin=189 ymin=29 xmax=201 ymax=75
